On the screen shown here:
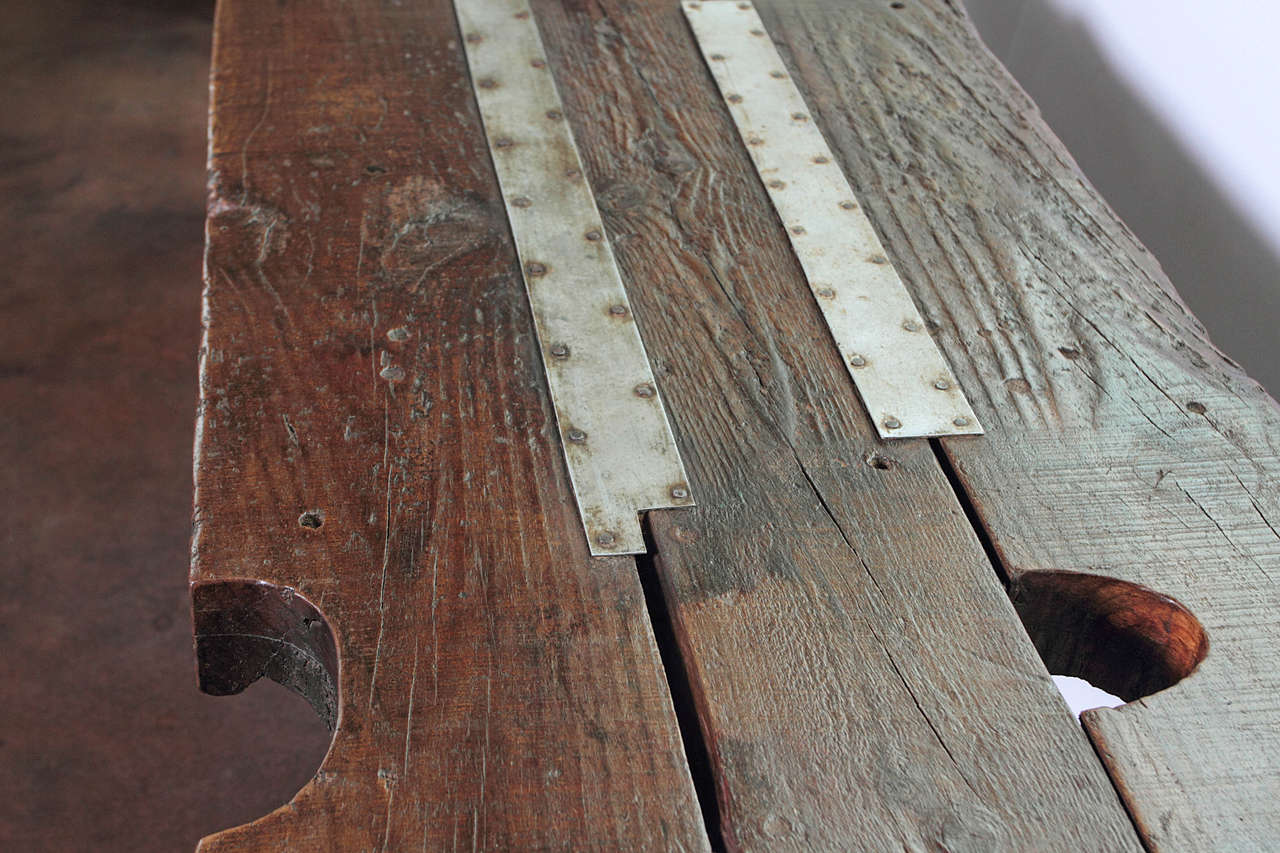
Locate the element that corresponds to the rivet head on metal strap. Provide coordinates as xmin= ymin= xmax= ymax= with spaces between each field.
xmin=459 ymin=0 xmax=695 ymax=555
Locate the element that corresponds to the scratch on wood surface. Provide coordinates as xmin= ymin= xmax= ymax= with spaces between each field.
xmin=430 ymin=549 xmax=439 ymax=702
xmin=378 ymin=768 xmax=396 ymax=852
xmin=1179 ymin=482 xmax=1275 ymax=582
xmin=216 ymin=268 xmax=254 ymax=321
xmin=357 ymin=213 xmax=369 ymax=283
xmin=369 ymin=397 xmax=393 ymax=711
xmin=403 ymin=640 xmax=420 ymax=777
xmin=478 ymin=652 xmax=491 ymax=851
xmin=1231 ymin=468 xmax=1280 ymax=543
xmin=240 ymin=59 xmax=271 ymax=204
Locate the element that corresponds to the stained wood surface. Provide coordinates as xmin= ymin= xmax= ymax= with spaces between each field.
xmin=195 ymin=0 xmax=705 ymax=848
xmin=755 ymin=1 xmax=1280 ymax=848
xmin=535 ymin=0 xmax=1137 ymax=849
xmin=195 ymin=0 xmax=1279 ymax=851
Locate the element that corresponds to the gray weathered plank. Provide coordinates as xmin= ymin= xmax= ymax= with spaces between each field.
xmin=761 ymin=0 xmax=1280 ymax=848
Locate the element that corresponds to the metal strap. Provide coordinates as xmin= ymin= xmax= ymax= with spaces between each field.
xmin=456 ymin=0 xmax=695 ymax=555
xmin=683 ymin=0 xmax=984 ymax=439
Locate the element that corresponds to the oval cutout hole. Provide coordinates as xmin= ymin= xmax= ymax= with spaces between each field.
xmin=1009 ymin=570 xmax=1208 ymax=702
xmin=192 ymin=580 xmax=340 ymax=731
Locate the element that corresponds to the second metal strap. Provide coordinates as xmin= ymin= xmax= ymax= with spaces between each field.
xmin=683 ymin=0 xmax=983 ymax=439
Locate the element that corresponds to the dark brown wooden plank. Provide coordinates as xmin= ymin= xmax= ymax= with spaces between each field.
xmin=760 ymin=0 xmax=1280 ymax=848
xmin=193 ymin=0 xmax=707 ymax=848
xmin=533 ymin=1 xmax=1141 ymax=849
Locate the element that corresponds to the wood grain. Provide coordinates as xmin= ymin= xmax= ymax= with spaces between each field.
xmin=196 ymin=0 xmax=1280 ymax=849
xmin=760 ymin=0 xmax=1280 ymax=848
xmin=534 ymin=0 xmax=1141 ymax=849
xmin=194 ymin=0 xmax=706 ymax=848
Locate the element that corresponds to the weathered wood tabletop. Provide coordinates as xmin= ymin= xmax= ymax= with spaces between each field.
xmin=192 ymin=0 xmax=1279 ymax=849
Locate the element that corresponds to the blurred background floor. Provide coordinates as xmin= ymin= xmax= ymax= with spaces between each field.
xmin=0 ymin=2 xmax=330 ymax=850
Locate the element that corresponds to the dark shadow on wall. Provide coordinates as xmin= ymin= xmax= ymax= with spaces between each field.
xmin=966 ymin=0 xmax=1280 ymax=396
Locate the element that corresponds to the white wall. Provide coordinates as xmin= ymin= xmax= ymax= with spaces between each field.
xmin=966 ymin=0 xmax=1280 ymax=394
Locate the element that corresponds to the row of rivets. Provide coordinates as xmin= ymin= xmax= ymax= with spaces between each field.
xmin=683 ymin=0 xmax=982 ymax=438
xmin=882 ymin=414 xmax=972 ymax=431
xmin=462 ymin=0 xmax=696 ymax=553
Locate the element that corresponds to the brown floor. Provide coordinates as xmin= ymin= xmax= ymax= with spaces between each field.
xmin=0 ymin=2 xmax=332 ymax=849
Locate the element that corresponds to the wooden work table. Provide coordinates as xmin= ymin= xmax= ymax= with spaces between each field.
xmin=192 ymin=0 xmax=1279 ymax=849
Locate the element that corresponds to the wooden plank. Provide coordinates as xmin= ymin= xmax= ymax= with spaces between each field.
xmin=758 ymin=0 xmax=1280 ymax=848
xmin=532 ymin=0 xmax=1142 ymax=849
xmin=192 ymin=0 xmax=708 ymax=848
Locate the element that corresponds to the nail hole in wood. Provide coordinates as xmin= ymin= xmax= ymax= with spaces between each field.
xmin=864 ymin=452 xmax=895 ymax=471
